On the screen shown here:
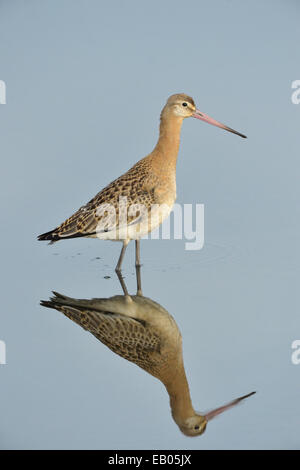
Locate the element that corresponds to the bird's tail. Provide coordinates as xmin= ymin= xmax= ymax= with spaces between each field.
xmin=40 ymin=291 xmax=89 ymax=310
xmin=38 ymin=228 xmax=94 ymax=243
xmin=40 ymin=292 xmax=101 ymax=331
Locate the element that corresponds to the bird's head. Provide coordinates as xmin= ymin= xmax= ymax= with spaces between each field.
xmin=178 ymin=415 xmax=207 ymax=437
xmin=165 ymin=93 xmax=196 ymax=118
xmin=164 ymin=93 xmax=247 ymax=138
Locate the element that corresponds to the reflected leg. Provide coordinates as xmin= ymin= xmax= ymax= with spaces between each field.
xmin=115 ymin=240 xmax=129 ymax=272
xmin=115 ymin=240 xmax=130 ymax=297
xmin=115 ymin=269 xmax=129 ymax=297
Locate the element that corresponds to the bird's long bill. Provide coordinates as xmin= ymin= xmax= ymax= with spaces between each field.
xmin=205 ymin=391 xmax=256 ymax=422
xmin=193 ymin=109 xmax=247 ymax=138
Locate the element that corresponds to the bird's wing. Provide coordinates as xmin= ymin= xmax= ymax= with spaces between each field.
xmin=45 ymin=162 xmax=159 ymax=240
xmin=41 ymin=296 xmax=161 ymax=372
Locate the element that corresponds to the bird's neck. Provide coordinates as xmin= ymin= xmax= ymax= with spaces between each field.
xmin=164 ymin=363 xmax=195 ymax=425
xmin=151 ymin=111 xmax=184 ymax=172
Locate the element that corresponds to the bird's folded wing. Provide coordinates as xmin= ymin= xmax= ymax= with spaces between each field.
xmin=52 ymin=170 xmax=158 ymax=238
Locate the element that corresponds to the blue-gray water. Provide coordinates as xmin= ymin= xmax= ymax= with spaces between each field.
xmin=0 ymin=0 xmax=299 ymax=449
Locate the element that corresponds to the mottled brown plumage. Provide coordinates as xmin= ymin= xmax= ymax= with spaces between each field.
xmin=38 ymin=94 xmax=195 ymax=241
xmin=38 ymin=94 xmax=199 ymax=283
xmin=41 ymin=291 xmax=255 ymax=436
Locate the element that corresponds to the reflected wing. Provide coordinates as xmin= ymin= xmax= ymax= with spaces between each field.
xmin=41 ymin=294 xmax=161 ymax=371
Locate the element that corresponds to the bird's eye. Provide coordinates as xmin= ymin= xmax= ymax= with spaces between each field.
xmin=182 ymin=102 xmax=188 ymax=107
xmin=194 ymin=425 xmax=200 ymax=430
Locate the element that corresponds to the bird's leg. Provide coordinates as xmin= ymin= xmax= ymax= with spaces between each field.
xmin=115 ymin=240 xmax=130 ymax=297
xmin=135 ymin=239 xmax=143 ymax=296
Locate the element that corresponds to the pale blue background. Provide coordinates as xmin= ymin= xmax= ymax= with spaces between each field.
xmin=0 ymin=0 xmax=299 ymax=449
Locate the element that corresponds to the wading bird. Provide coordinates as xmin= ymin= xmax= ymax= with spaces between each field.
xmin=41 ymin=291 xmax=254 ymax=436
xmin=38 ymin=94 xmax=246 ymax=293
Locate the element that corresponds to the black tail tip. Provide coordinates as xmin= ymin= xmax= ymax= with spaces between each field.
xmin=40 ymin=300 xmax=54 ymax=309
xmin=38 ymin=230 xmax=59 ymax=241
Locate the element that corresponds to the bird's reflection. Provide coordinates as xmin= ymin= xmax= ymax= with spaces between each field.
xmin=41 ymin=282 xmax=255 ymax=436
